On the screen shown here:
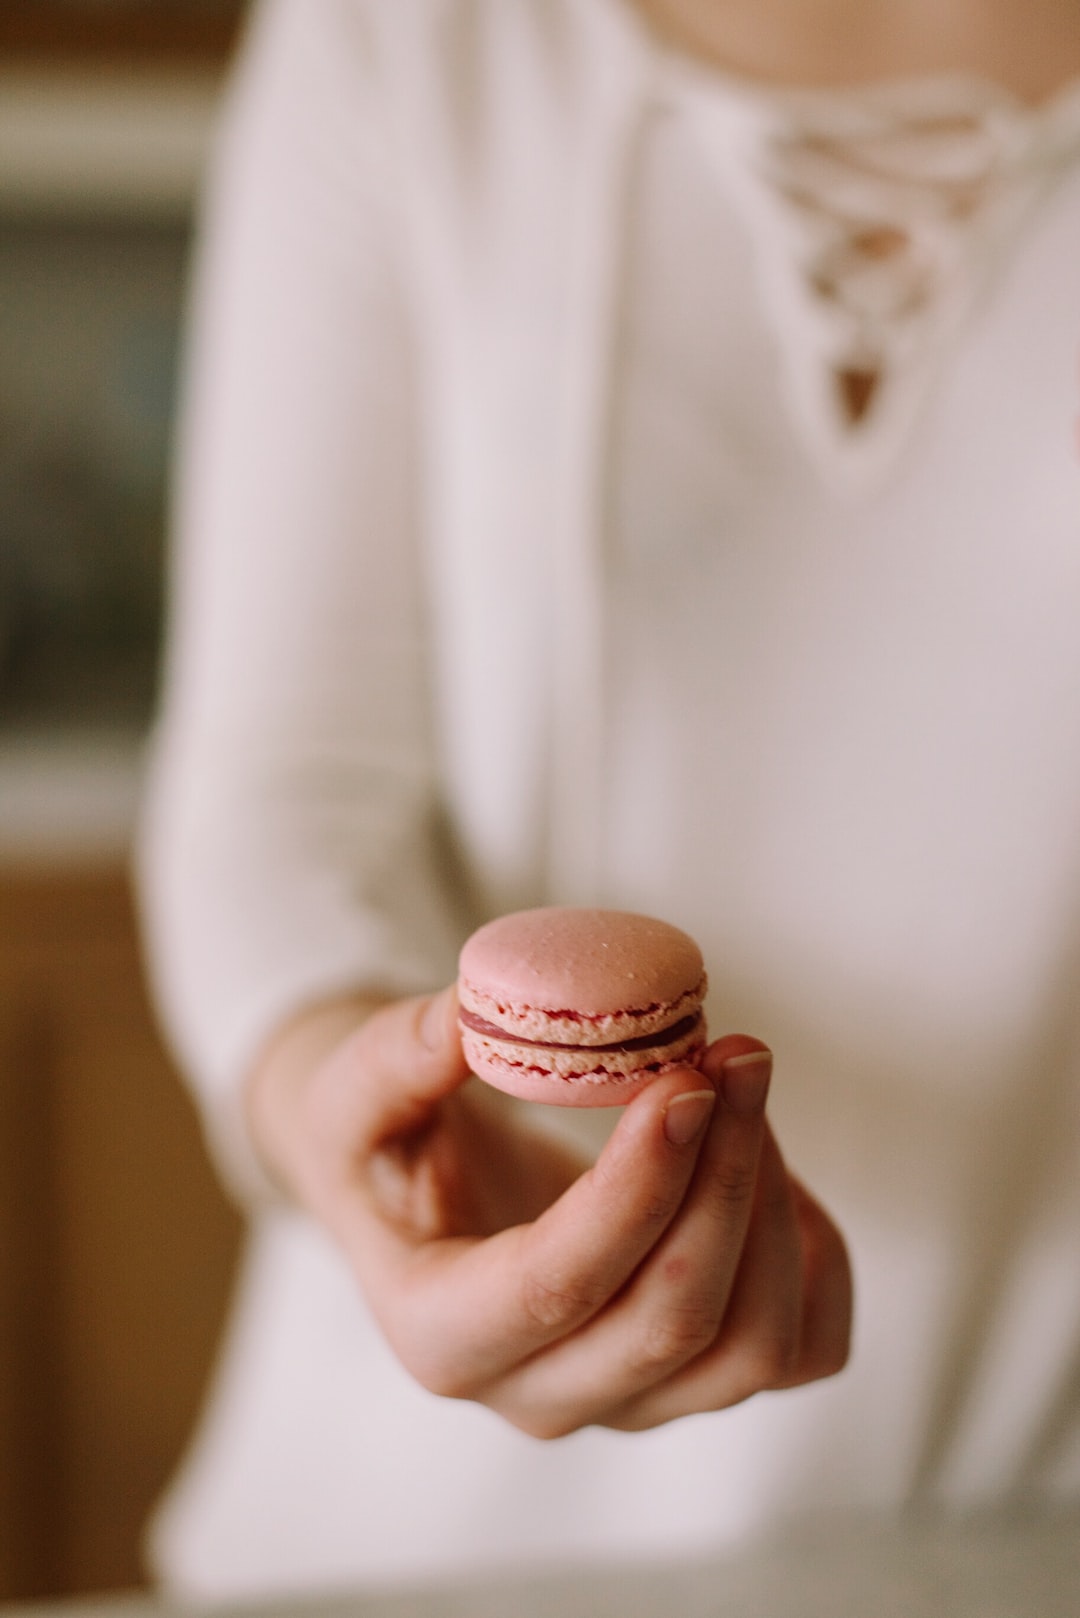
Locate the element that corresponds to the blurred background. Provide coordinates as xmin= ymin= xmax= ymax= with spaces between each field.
xmin=0 ymin=2 xmax=248 ymax=1601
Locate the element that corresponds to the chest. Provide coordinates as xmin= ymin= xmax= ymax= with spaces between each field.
xmin=600 ymin=121 xmax=1080 ymax=1067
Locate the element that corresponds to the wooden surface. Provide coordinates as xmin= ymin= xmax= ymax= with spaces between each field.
xmin=0 ymin=864 xmax=243 ymax=1601
xmin=0 ymin=3 xmax=246 ymax=65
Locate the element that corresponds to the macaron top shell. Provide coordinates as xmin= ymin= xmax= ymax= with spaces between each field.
xmin=458 ymin=906 xmax=706 ymax=1046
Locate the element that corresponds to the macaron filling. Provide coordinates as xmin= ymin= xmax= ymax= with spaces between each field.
xmin=459 ymin=1007 xmax=702 ymax=1055
xmin=457 ymin=976 xmax=707 ymax=1046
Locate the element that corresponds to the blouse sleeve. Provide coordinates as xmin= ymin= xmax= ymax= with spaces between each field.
xmin=136 ymin=0 xmax=464 ymax=1200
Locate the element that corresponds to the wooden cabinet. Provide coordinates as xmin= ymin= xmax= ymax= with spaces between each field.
xmin=0 ymin=4 xmax=247 ymax=1599
xmin=0 ymin=864 xmax=242 ymax=1601
xmin=0 ymin=2 xmax=246 ymax=65
xmin=0 ymin=7 xmax=245 ymax=1599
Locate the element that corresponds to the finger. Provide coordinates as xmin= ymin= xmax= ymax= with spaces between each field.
xmin=477 ymin=1045 xmax=774 ymax=1436
xmin=775 ymin=1178 xmax=853 ymax=1386
xmin=604 ymin=1122 xmax=803 ymax=1430
xmin=335 ymin=986 xmax=473 ymax=1144
xmin=698 ymin=1122 xmax=803 ymax=1390
xmin=286 ymin=986 xmax=472 ymax=1238
xmin=608 ymin=1154 xmax=852 ymax=1431
xmin=358 ymin=1066 xmax=720 ymax=1396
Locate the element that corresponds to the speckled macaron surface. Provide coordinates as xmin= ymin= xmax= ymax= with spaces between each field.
xmin=457 ymin=907 xmax=707 ymax=1105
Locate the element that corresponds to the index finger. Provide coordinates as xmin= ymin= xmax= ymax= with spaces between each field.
xmin=358 ymin=1067 xmax=720 ymax=1397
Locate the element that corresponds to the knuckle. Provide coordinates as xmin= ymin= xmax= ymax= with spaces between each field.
xmin=484 ymin=1386 xmax=586 ymax=1441
xmin=386 ymin=1309 xmax=480 ymax=1402
xmin=637 ymin=1187 xmax=684 ymax=1230
xmin=628 ymin=1304 xmax=719 ymax=1374
xmin=722 ymin=1332 xmax=798 ymax=1398
xmin=820 ymin=1335 xmax=852 ymax=1379
xmin=757 ymin=1333 xmax=801 ymax=1388
xmin=804 ymin=1326 xmax=852 ymax=1384
xmin=508 ymin=1408 xmax=579 ymax=1442
xmin=708 ymin=1160 xmax=758 ymax=1216
xmin=590 ymin=1157 xmax=680 ymax=1233
xmin=519 ymin=1268 xmax=604 ymax=1335
xmin=418 ymin=1367 xmax=471 ymax=1400
xmin=396 ymin=1345 xmax=476 ymax=1402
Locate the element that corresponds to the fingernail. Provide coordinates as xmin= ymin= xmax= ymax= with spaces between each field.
xmin=720 ymin=1050 xmax=772 ymax=1114
xmin=663 ymin=1089 xmax=716 ymax=1146
xmin=420 ymin=987 xmax=454 ymax=1051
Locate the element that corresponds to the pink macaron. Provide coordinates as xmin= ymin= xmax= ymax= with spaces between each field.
xmin=457 ymin=906 xmax=708 ymax=1106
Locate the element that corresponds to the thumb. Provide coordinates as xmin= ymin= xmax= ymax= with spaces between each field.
xmin=342 ymin=984 xmax=472 ymax=1143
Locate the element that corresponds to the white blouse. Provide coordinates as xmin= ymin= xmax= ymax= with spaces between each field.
xmin=138 ymin=0 xmax=1080 ymax=1598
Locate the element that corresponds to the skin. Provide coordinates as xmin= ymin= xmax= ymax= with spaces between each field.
xmin=247 ymin=987 xmax=851 ymax=1436
xmin=631 ymin=0 xmax=1080 ymax=103
xmin=242 ymin=0 xmax=1080 ymax=1436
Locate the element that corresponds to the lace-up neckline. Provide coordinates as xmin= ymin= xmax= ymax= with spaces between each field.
xmin=762 ymin=98 xmax=1014 ymax=423
xmin=656 ymin=62 xmax=1080 ymax=487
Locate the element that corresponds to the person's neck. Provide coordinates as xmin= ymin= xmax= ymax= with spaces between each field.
xmin=628 ymin=0 xmax=1080 ymax=103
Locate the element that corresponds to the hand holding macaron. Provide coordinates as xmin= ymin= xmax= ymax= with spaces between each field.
xmin=244 ymin=907 xmax=852 ymax=1438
